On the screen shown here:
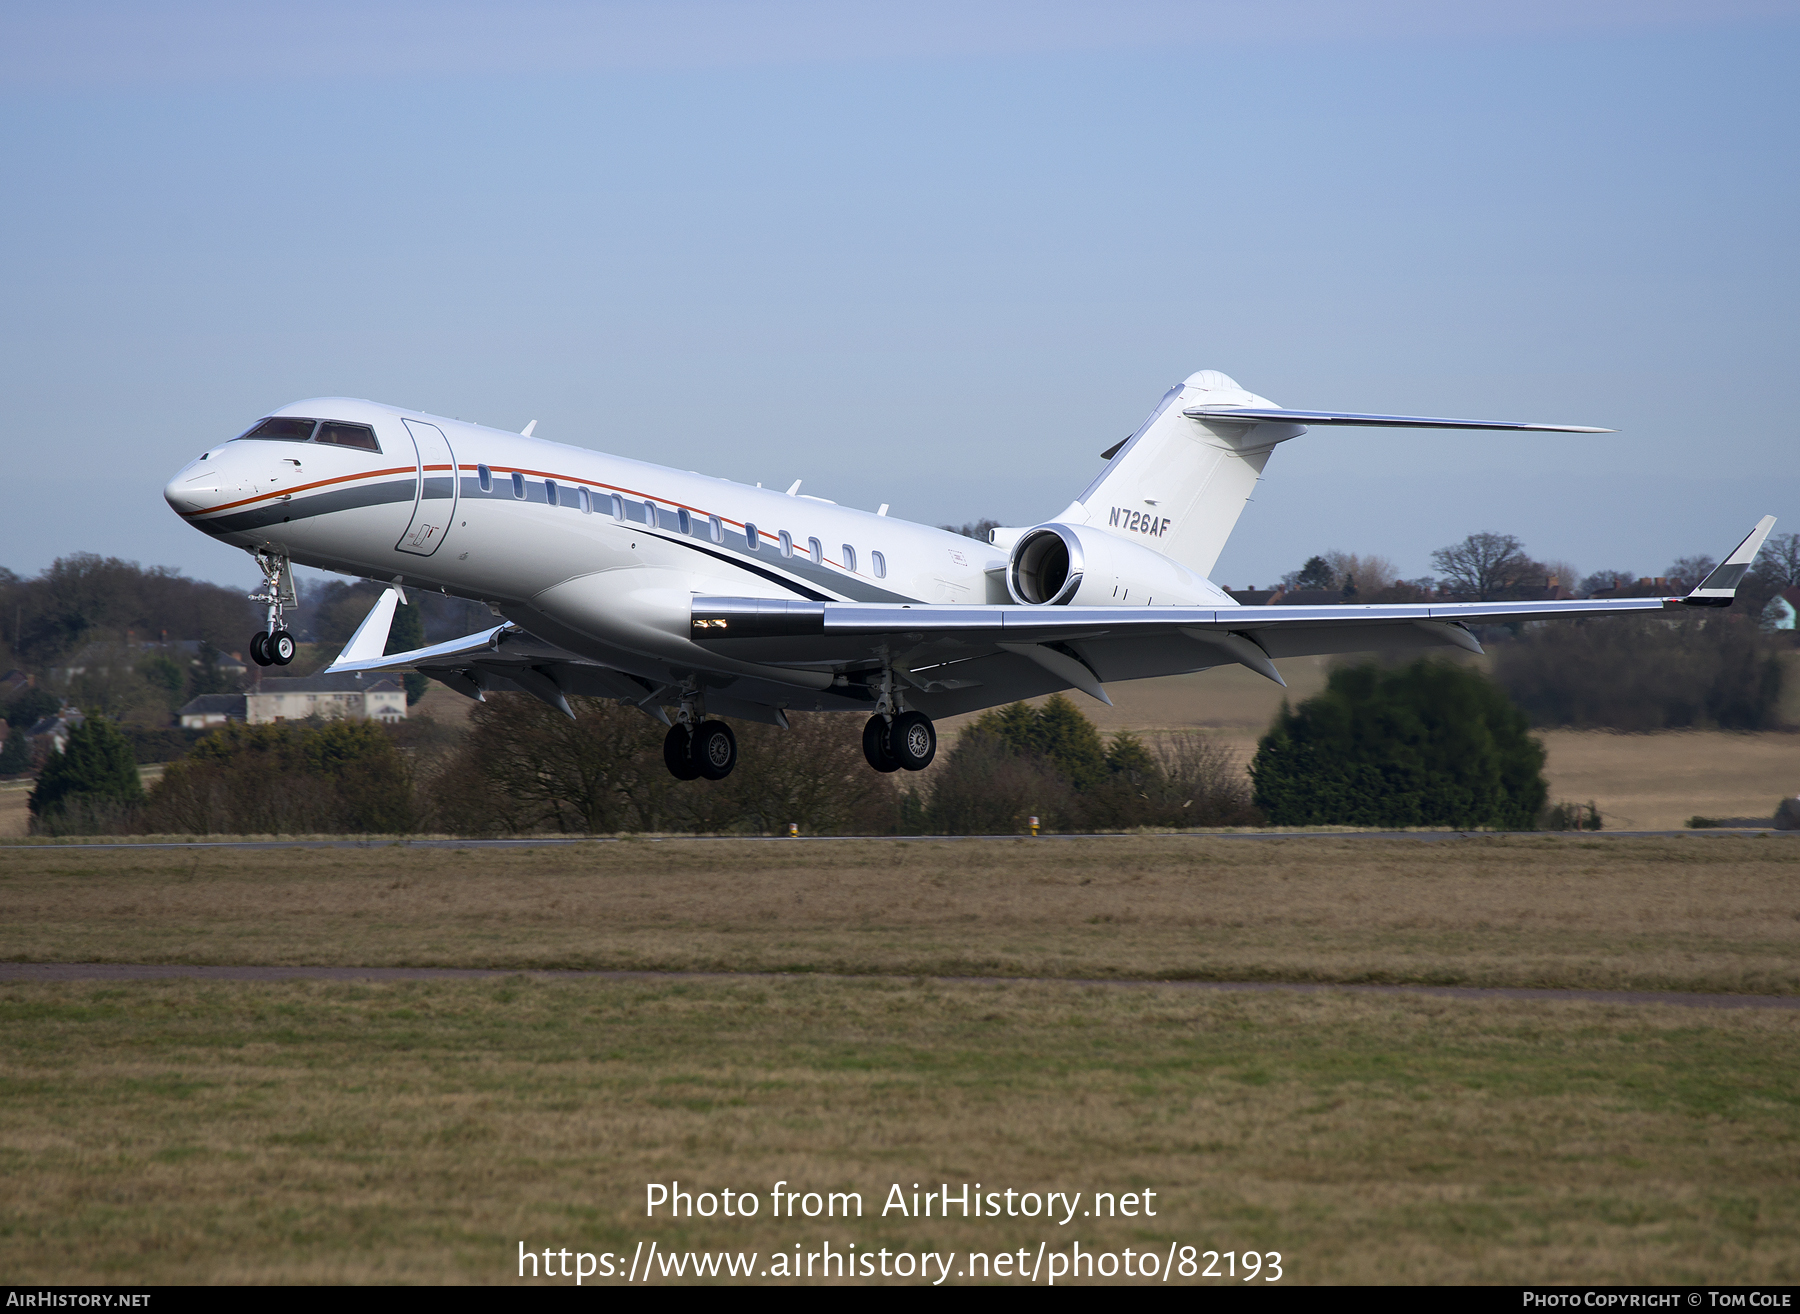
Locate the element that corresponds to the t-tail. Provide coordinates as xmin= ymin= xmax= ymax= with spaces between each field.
xmin=1052 ymin=369 xmax=1615 ymax=580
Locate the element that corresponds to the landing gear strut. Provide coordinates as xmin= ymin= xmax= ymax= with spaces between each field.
xmin=248 ymin=549 xmax=297 ymax=667
xmin=661 ymin=692 xmax=738 ymax=780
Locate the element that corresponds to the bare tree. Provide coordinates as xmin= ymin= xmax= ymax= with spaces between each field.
xmin=1755 ymin=532 xmax=1800 ymax=588
xmin=1430 ymin=533 xmax=1533 ymax=601
xmin=1666 ymin=555 xmax=1719 ymax=591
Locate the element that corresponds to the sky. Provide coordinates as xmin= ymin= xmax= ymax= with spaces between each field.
xmin=3 ymin=1 xmax=1797 ymax=594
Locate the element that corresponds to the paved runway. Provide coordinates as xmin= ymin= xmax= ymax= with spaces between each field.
xmin=2 ymin=962 xmax=1793 ymax=1010
xmin=1 ymin=829 xmax=1793 ymax=850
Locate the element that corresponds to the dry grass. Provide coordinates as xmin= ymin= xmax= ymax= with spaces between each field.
xmin=3 ymin=835 xmax=1798 ymax=993
xmin=1 ymin=975 xmax=1795 ymax=1284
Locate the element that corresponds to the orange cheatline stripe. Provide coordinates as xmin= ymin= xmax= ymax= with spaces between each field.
xmin=180 ymin=466 xmax=417 ymax=517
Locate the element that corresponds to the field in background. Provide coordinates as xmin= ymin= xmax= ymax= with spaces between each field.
xmin=3 ymin=836 xmax=1796 ymax=994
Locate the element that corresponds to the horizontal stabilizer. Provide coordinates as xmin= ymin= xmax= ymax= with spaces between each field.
xmin=1183 ymin=407 xmax=1613 ymax=433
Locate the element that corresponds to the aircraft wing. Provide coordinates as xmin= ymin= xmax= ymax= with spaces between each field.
xmin=322 ymin=590 xmax=682 ymax=723
xmin=692 ymin=516 xmax=1777 ymax=713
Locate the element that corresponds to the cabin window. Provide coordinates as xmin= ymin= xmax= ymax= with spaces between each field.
xmin=709 ymin=515 xmax=723 ymax=543
xmin=477 ymin=464 xmax=492 ymax=493
xmin=744 ymin=522 xmax=759 ymax=551
xmin=677 ymin=508 xmax=692 ymax=536
xmin=545 ymin=479 xmax=559 ymax=506
xmin=872 ymin=551 xmax=887 ymax=579
xmin=842 ymin=544 xmax=856 ymax=573
xmin=511 ymin=471 xmax=525 ymax=499
xmin=808 ymin=537 xmax=823 ymax=565
xmin=578 ymin=487 xmax=591 ymax=514
xmin=314 ymin=421 xmax=380 ymax=451
xmin=610 ymin=493 xmax=625 ymax=521
xmin=779 ymin=531 xmax=794 ymax=558
xmin=238 ymin=417 xmax=315 ymax=442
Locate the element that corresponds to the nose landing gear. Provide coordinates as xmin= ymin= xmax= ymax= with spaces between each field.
xmin=248 ymin=550 xmax=297 ymax=667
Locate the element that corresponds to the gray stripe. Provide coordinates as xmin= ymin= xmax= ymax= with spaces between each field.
xmin=192 ymin=477 xmax=418 ymax=536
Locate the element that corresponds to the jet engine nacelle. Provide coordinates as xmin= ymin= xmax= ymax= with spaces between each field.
xmin=1005 ymin=522 xmax=1220 ymax=606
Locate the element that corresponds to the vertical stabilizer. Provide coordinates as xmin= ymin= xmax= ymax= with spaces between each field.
xmin=1056 ymin=370 xmax=1307 ymax=579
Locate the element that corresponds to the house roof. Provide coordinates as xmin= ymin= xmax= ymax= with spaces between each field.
xmin=178 ymin=694 xmax=247 ymax=716
xmin=251 ymin=674 xmax=401 ymax=695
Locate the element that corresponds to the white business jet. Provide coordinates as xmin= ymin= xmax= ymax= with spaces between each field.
xmin=163 ymin=370 xmax=1774 ymax=782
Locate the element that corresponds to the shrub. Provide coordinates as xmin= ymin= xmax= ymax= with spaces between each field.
xmin=923 ymin=696 xmax=1259 ymax=833
xmin=1250 ymin=659 xmax=1547 ymax=830
xmin=428 ymin=695 xmax=898 ymax=836
xmin=1493 ymin=615 xmax=1784 ymax=731
xmin=141 ymin=719 xmax=416 ymax=834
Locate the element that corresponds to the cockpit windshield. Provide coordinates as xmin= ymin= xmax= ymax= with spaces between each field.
xmin=237 ymin=417 xmax=316 ymax=442
xmin=234 ymin=417 xmax=381 ymax=453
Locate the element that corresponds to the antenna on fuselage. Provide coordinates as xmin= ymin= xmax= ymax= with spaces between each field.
xmin=786 ymin=479 xmax=802 ymax=496
xmin=520 ymin=420 xmax=537 ymax=437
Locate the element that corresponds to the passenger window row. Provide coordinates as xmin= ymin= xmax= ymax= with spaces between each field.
xmin=470 ymin=466 xmax=887 ymax=579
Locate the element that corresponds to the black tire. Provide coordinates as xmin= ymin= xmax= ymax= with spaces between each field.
xmin=250 ymin=631 xmax=273 ymax=667
xmin=862 ymin=715 xmax=899 ymax=773
xmin=888 ymin=710 xmax=936 ymax=771
xmin=269 ymin=630 xmax=296 ymax=665
xmin=663 ymin=725 xmax=700 ymax=780
xmin=693 ymin=720 xmax=737 ymax=780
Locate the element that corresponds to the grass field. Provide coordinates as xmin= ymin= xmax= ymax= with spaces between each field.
xmin=4 ymin=975 xmax=1797 ymax=1284
xmin=3 ymin=835 xmax=1799 ymax=994
xmin=4 ymin=836 xmax=1798 ymax=1283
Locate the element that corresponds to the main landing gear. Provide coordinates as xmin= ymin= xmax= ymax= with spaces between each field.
xmin=247 ymin=549 xmax=297 ymax=667
xmin=861 ymin=667 xmax=936 ymax=773
xmin=662 ymin=695 xmax=738 ymax=781
xmin=862 ymin=710 xmax=936 ymax=773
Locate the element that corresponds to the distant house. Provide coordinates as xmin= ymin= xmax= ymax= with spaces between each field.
xmin=26 ymin=708 xmax=85 ymax=756
xmin=0 ymin=670 xmax=31 ymax=699
xmin=1224 ymin=588 xmax=1283 ymax=606
xmin=246 ymin=674 xmax=405 ymax=725
xmin=178 ymin=693 xmax=247 ymax=729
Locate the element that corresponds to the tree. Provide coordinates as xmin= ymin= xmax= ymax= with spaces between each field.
xmin=940 ymin=519 xmax=1001 ymax=543
xmin=1281 ymin=556 xmax=1336 ymax=592
xmin=1493 ymin=615 xmax=1782 ymax=731
xmin=5 ymin=687 xmax=59 ymax=729
xmin=1250 ymin=659 xmax=1547 ymax=830
xmin=384 ymin=601 xmax=430 ymax=705
xmin=1667 ymin=556 xmax=1719 ymax=592
xmin=0 ymin=726 xmax=31 ymax=776
xmin=29 ymin=717 xmax=144 ymax=822
xmin=1430 ymin=533 xmax=1535 ymax=601
xmin=1756 ymin=532 xmax=1800 ymax=588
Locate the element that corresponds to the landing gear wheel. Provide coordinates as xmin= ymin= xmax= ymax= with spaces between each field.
xmin=250 ymin=631 xmax=273 ymax=667
xmin=862 ymin=716 xmax=899 ymax=773
xmin=663 ymin=725 xmax=700 ymax=780
xmin=692 ymin=720 xmax=737 ymax=780
xmin=269 ymin=630 xmax=296 ymax=665
xmin=888 ymin=710 xmax=936 ymax=771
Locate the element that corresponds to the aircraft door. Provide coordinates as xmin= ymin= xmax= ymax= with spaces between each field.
xmin=396 ymin=419 xmax=458 ymax=557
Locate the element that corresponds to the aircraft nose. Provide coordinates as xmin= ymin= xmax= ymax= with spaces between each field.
xmin=164 ymin=454 xmax=230 ymax=515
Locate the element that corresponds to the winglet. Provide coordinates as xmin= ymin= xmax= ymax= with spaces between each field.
xmin=326 ymin=587 xmax=402 ymax=670
xmin=1683 ymin=515 xmax=1778 ymax=608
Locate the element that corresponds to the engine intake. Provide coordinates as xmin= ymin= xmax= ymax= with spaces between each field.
xmin=1005 ymin=522 xmax=1223 ymax=607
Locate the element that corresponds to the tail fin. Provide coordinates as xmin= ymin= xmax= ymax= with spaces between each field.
xmin=1058 ymin=370 xmax=1613 ymax=579
xmin=1057 ymin=370 xmax=1304 ymax=579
